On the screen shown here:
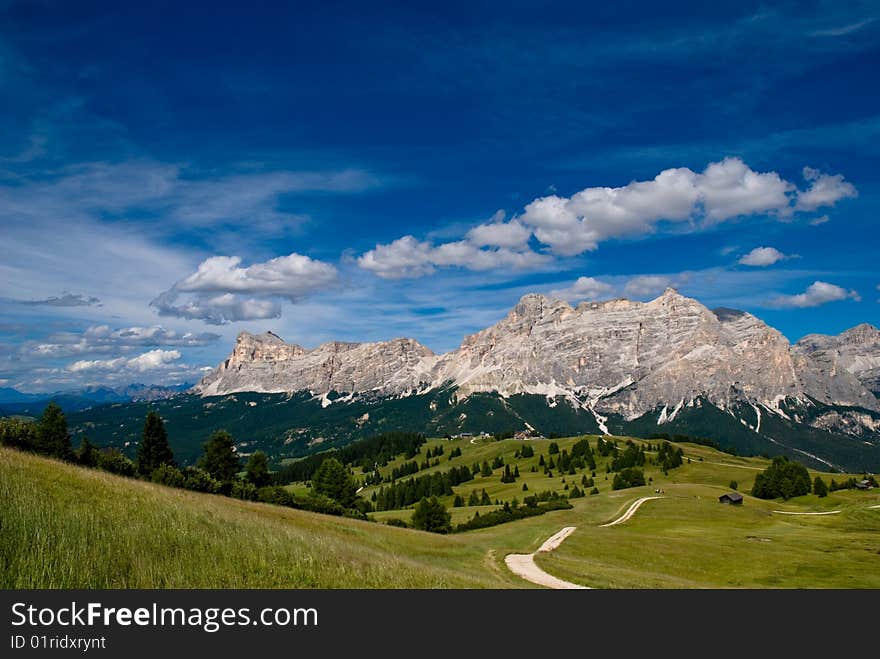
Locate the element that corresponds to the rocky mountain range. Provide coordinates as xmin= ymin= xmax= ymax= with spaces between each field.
xmin=183 ymin=288 xmax=880 ymax=471
xmin=196 ymin=288 xmax=879 ymax=423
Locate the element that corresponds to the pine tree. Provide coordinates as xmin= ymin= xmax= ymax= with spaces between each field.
xmin=76 ymin=437 xmax=100 ymax=467
xmin=813 ymin=476 xmax=828 ymax=498
xmin=199 ymin=430 xmax=240 ymax=482
xmin=245 ymin=450 xmax=271 ymax=487
xmin=480 ymin=489 xmax=491 ymax=505
xmin=312 ymin=457 xmax=357 ymax=507
xmin=137 ymin=411 xmax=174 ymax=476
xmin=480 ymin=460 xmax=492 ymax=477
xmin=37 ymin=402 xmax=71 ymax=459
xmin=468 ymin=490 xmax=480 ymax=506
xmin=411 ymin=497 xmax=452 ymax=533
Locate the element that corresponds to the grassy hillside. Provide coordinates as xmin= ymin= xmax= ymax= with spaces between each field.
xmin=3 ymin=435 xmax=879 ymax=589
xmin=0 ymin=447 xmax=502 ymax=588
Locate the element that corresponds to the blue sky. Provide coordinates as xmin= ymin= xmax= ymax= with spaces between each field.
xmin=1 ymin=0 xmax=878 ymax=392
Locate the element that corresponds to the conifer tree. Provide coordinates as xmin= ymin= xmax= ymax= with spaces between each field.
xmin=37 ymin=402 xmax=71 ymax=459
xmin=199 ymin=429 xmax=240 ymax=482
xmin=137 ymin=411 xmax=175 ymax=476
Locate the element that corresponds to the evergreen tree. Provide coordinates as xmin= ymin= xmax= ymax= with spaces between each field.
xmin=411 ymin=496 xmax=452 ymax=533
xmin=312 ymin=457 xmax=357 ymax=507
xmin=76 ymin=437 xmax=100 ymax=467
xmin=245 ymin=450 xmax=271 ymax=487
xmin=453 ymin=494 xmax=465 ymax=507
xmin=548 ymin=441 xmax=560 ymax=455
xmin=522 ymin=482 xmax=529 ymax=491
xmin=137 ymin=411 xmax=174 ymax=476
xmin=198 ymin=430 xmax=240 ymax=482
xmin=468 ymin=490 xmax=480 ymax=506
xmin=480 ymin=460 xmax=493 ymax=477
xmin=813 ymin=476 xmax=828 ymax=498
xmin=480 ymin=489 xmax=491 ymax=505
xmin=37 ymin=402 xmax=71 ymax=459
xmin=538 ymin=454 xmax=546 ymax=466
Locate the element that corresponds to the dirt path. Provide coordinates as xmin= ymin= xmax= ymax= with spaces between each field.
xmin=772 ymin=509 xmax=841 ymax=515
xmin=600 ymin=496 xmax=662 ymax=527
xmin=504 ymin=527 xmax=589 ymax=589
xmin=505 ymin=498 xmax=665 ymax=588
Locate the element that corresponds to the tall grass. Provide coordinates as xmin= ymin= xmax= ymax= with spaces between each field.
xmin=0 ymin=447 xmax=498 ymax=588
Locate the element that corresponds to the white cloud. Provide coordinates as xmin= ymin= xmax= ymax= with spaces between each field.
xmin=809 ymin=214 xmax=830 ymax=226
xmin=519 ymin=158 xmax=807 ymax=255
xmin=738 ymin=246 xmax=789 ymax=267
xmin=357 ymin=158 xmax=858 ymax=275
xmin=770 ymin=281 xmax=861 ymax=308
xmin=68 ymin=349 xmax=181 ymax=373
xmin=549 ymin=276 xmax=615 ymax=302
xmin=698 ymin=158 xmax=795 ymax=222
xmin=151 ymin=252 xmax=338 ymax=324
xmin=357 ymin=235 xmax=550 ymax=280
xmin=171 ymin=254 xmax=338 ymax=301
xmin=795 ymin=166 xmax=858 ymax=211
xmin=466 ymin=218 xmax=532 ymax=249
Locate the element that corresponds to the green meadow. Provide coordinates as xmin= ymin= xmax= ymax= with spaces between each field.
xmin=3 ymin=433 xmax=879 ymax=589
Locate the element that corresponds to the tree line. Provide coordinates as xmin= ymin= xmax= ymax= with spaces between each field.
xmin=273 ymin=431 xmax=426 ymax=484
xmin=371 ymin=465 xmax=474 ymax=511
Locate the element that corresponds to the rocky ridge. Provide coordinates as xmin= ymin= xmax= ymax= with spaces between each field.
xmin=195 ymin=290 xmax=879 ymax=429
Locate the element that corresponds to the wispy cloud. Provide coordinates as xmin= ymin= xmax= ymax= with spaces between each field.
xmin=22 ymin=325 xmax=220 ymax=359
xmin=9 ymin=292 xmax=101 ymax=307
xmin=808 ymin=18 xmax=875 ymax=37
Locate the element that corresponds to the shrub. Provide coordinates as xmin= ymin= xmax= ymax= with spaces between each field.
xmin=97 ymin=448 xmax=135 ymax=477
xmin=257 ymin=486 xmax=294 ymax=506
xmin=182 ymin=467 xmax=222 ymax=494
xmin=151 ymin=464 xmax=185 ymax=488
xmin=230 ymin=479 xmax=258 ymax=501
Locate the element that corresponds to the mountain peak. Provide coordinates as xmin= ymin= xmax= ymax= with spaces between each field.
xmin=842 ymin=323 xmax=880 ymax=341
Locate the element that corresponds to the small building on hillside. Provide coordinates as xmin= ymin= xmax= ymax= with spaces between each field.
xmin=855 ymin=479 xmax=873 ymax=490
xmin=718 ymin=492 xmax=743 ymax=505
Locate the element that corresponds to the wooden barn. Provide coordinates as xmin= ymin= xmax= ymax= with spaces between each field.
xmin=718 ymin=492 xmax=743 ymax=505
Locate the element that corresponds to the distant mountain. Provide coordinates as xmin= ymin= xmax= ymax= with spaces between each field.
xmin=0 ymin=383 xmax=191 ymax=416
xmin=0 ymin=387 xmax=45 ymax=404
